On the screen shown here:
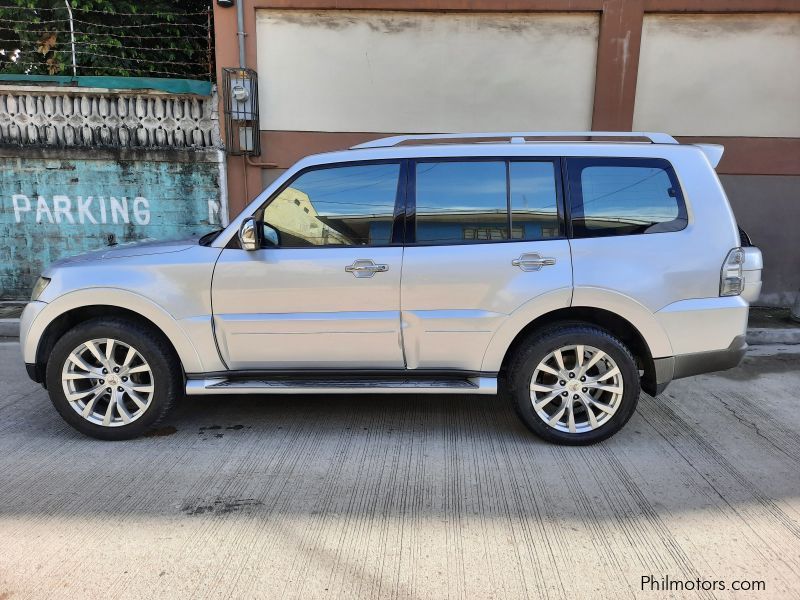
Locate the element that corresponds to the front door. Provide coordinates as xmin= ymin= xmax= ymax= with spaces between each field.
xmin=211 ymin=161 xmax=405 ymax=370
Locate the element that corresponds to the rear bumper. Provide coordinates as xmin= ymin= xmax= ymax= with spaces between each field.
xmin=673 ymin=334 xmax=748 ymax=379
xmin=649 ymin=334 xmax=747 ymax=395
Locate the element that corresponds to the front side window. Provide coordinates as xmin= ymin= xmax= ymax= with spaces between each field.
xmin=261 ymin=162 xmax=400 ymax=247
xmin=568 ymin=158 xmax=687 ymax=237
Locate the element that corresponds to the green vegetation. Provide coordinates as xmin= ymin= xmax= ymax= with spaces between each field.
xmin=0 ymin=0 xmax=212 ymax=79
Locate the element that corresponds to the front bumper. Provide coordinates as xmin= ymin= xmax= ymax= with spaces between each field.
xmin=20 ymin=301 xmax=48 ymax=383
xmin=649 ymin=334 xmax=747 ymax=395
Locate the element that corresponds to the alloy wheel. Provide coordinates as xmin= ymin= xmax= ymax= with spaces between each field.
xmin=529 ymin=344 xmax=624 ymax=434
xmin=61 ymin=338 xmax=155 ymax=427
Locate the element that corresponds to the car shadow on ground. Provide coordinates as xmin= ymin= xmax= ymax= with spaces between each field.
xmin=3 ymin=373 xmax=800 ymax=522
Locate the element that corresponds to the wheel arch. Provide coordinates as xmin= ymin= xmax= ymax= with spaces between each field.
xmin=484 ymin=304 xmax=670 ymax=397
xmin=25 ymin=290 xmax=209 ymax=385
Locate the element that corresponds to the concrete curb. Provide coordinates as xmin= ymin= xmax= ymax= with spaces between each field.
xmin=0 ymin=318 xmax=20 ymax=338
xmin=2 ymin=317 xmax=799 ymax=345
xmin=746 ymin=327 xmax=800 ymax=346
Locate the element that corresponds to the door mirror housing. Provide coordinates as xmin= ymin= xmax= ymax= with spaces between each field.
xmin=239 ymin=217 xmax=260 ymax=251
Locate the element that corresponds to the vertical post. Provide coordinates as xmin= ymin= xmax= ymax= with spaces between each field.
xmin=64 ymin=0 xmax=77 ymax=77
xmin=236 ymin=0 xmax=246 ymax=68
xmin=207 ymin=5 xmax=213 ymax=80
xmin=591 ymin=0 xmax=644 ymax=131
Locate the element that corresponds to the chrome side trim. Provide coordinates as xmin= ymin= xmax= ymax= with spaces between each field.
xmin=186 ymin=376 xmax=498 ymax=396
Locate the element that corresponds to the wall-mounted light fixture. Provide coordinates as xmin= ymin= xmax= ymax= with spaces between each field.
xmin=216 ymin=0 xmax=234 ymax=8
xmin=222 ymin=67 xmax=260 ymax=156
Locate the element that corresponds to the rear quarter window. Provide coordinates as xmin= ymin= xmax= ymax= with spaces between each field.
xmin=567 ymin=157 xmax=687 ymax=238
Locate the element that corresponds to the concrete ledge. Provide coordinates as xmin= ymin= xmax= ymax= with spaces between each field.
xmin=747 ymin=327 xmax=800 ymax=346
xmin=0 ymin=319 xmax=20 ymax=338
xmin=2 ymin=316 xmax=799 ymax=346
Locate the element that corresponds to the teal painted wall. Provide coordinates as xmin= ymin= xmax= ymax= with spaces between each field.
xmin=0 ymin=151 xmax=223 ymax=299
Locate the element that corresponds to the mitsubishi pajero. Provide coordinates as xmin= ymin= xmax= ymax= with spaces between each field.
xmin=20 ymin=132 xmax=763 ymax=444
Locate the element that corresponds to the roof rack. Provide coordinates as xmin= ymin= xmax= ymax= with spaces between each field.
xmin=350 ymin=131 xmax=678 ymax=150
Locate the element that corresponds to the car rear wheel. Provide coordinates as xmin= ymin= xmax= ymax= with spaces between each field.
xmin=507 ymin=324 xmax=640 ymax=445
xmin=46 ymin=317 xmax=181 ymax=440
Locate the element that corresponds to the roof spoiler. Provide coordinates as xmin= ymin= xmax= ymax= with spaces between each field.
xmin=694 ymin=143 xmax=725 ymax=168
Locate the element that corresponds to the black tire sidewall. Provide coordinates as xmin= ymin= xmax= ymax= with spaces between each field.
xmin=46 ymin=318 xmax=180 ymax=440
xmin=509 ymin=326 xmax=640 ymax=445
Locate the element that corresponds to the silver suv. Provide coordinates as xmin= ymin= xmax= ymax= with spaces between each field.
xmin=20 ymin=132 xmax=763 ymax=444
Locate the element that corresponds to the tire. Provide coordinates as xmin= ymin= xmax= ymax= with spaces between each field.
xmin=45 ymin=317 xmax=181 ymax=440
xmin=506 ymin=324 xmax=640 ymax=445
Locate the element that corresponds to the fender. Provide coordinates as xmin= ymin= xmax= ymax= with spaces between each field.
xmin=571 ymin=287 xmax=673 ymax=358
xmin=479 ymin=286 xmax=674 ymax=372
xmin=480 ymin=287 xmax=572 ymax=372
xmin=22 ymin=288 xmax=226 ymax=374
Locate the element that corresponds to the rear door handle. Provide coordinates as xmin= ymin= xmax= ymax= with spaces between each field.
xmin=512 ymin=253 xmax=557 ymax=271
xmin=345 ymin=259 xmax=389 ymax=278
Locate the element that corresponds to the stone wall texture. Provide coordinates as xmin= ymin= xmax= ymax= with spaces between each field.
xmin=0 ymin=87 xmax=218 ymax=149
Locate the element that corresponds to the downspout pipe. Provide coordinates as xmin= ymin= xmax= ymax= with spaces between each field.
xmin=236 ymin=0 xmax=246 ymax=68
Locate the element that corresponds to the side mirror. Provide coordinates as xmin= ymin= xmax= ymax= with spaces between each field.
xmin=239 ymin=217 xmax=260 ymax=251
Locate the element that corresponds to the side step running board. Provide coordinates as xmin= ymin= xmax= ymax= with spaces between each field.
xmin=186 ymin=377 xmax=498 ymax=396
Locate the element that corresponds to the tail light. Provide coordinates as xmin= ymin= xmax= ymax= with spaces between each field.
xmin=720 ymin=248 xmax=745 ymax=296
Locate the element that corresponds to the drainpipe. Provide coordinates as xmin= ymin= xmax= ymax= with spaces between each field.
xmin=236 ymin=0 xmax=246 ymax=68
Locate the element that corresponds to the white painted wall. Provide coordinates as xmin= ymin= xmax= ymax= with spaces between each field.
xmin=634 ymin=14 xmax=800 ymax=137
xmin=255 ymin=11 xmax=599 ymax=133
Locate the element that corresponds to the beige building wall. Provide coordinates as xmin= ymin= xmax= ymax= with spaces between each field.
xmin=633 ymin=14 xmax=800 ymax=137
xmin=255 ymin=10 xmax=599 ymax=133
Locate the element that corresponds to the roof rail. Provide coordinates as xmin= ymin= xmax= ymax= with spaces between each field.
xmin=350 ymin=131 xmax=678 ymax=150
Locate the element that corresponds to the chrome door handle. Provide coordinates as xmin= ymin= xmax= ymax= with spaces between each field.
xmin=345 ymin=259 xmax=389 ymax=278
xmin=512 ymin=253 xmax=556 ymax=272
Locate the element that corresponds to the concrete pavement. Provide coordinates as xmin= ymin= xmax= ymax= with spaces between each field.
xmin=0 ymin=341 xmax=799 ymax=599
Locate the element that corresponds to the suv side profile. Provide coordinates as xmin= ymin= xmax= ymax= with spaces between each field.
xmin=20 ymin=132 xmax=763 ymax=444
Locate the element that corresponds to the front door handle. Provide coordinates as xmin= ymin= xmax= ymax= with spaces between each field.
xmin=345 ymin=259 xmax=389 ymax=278
xmin=512 ymin=253 xmax=557 ymax=272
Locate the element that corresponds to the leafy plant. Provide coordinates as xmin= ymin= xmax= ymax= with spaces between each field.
xmin=0 ymin=0 xmax=213 ymax=79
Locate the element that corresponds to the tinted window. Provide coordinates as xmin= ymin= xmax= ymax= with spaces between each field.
xmin=569 ymin=158 xmax=687 ymax=237
xmin=415 ymin=161 xmax=508 ymax=244
xmin=510 ymin=161 xmax=561 ymax=240
xmin=262 ymin=163 xmax=399 ymax=247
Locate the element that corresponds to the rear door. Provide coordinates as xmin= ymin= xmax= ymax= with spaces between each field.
xmin=400 ymin=158 xmax=573 ymax=370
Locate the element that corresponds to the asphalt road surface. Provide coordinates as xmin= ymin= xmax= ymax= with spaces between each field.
xmin=1 ymin=341 xmax=799 ymax=599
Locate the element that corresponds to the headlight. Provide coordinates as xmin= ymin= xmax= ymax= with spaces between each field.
xmin=31 ymin=277 xmax=51 ymax=301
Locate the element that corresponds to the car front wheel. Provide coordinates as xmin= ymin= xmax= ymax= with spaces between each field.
xmin=46 ymin=317 xmax=181 ymax=440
